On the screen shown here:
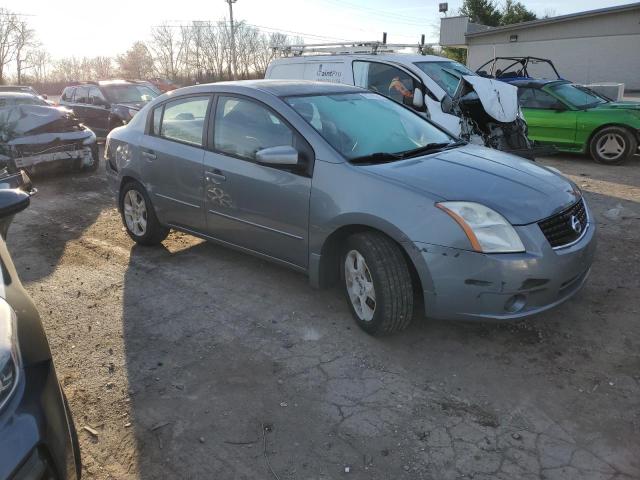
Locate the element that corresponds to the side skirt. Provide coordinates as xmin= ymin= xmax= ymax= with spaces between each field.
xmin=167 ymin=223 xmax=309 ymax=275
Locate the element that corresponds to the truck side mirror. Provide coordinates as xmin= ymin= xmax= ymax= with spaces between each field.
xmin=412 ymin=88 xmax=424 ymax=109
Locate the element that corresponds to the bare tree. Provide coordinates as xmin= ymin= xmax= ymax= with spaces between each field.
xmin=13 ymin=20 xmax=36 ymax=84
xmin=0 ymin=8 xmax=18 ymax=84
xmin=92 ymin=56 xmax=115 ymax=79
xmin=149 ymin=23 xmax=181 ymax=80
xmin=29 ymin=48 xmax=50 ymax=83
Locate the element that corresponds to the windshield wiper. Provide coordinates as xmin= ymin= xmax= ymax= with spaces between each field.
xmin=349 ymin=141 xmax=466 ymax=164
xmin=399 ymin=140 xmax=467 ymax=158
xmin=349 ymin=151 xmax=403 ymax=164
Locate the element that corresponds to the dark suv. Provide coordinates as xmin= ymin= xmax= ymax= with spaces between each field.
xmin=59 ymin=80 xmax=159 ymax=138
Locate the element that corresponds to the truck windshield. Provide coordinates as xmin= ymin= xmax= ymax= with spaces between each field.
xmin=414 ymin=61 xmax=475 ymax=96
xmin=285 ymin=92 xmax=456 ymax=163
xmin=103 ymin=85 xmax=158 ymax=104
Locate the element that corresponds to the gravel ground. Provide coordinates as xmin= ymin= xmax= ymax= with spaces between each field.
xmin=7 ymin=152 xmax=640 ymax=479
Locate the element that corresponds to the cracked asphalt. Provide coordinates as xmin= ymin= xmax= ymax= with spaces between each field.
xmin=7 ymin=152 xmax=640 ymax=479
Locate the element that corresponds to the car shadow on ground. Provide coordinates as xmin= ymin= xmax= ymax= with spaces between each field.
xmin=117 ymin=184 xmax=640 ymax=478
xmin=8 ymin=168 xmax=110 ymax=283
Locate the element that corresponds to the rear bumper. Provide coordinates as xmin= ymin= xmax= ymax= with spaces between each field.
xmin=0 ymin=361 xmax=79 ymax=480
xmin=409 ymin=214 xmax=597 ymax=322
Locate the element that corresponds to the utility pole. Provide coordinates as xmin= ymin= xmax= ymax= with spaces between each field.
xmin=225 ymin=0 xmax=238 ymax=80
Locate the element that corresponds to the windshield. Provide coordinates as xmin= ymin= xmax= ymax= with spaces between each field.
xmin=414 ymin=61 xmax=475 ymax=96
xmin=549 ymin=83 xmax=607 ymax=109
xmin=285 ymin=92 xmax=455 ymax=162
xmin=103 ymin=85 xmax=158 ymax=104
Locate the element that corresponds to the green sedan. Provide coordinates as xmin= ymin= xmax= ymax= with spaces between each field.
xmin=513 ymin=79 xmax=640 ymax=164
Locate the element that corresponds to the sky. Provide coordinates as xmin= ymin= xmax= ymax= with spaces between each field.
xmin=3 ymin=0 xmax=636 ymax=58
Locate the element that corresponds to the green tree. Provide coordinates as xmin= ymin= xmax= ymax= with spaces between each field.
xmin=460 ymin=0 xmax=502 ymax=27
xmin=459 ymin=0 xmax=537 ymax=27
xmin=501 ymin=0 xmax=537 ymax=25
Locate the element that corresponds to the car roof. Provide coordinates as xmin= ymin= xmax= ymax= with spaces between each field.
xmin=173 ymin=79 xmax=364 ymax=97
xmin=509 ymin=79 xmax=570 ymax=89
xmin=271 ymin=53 xmax=455 ymax=64
xmin=0 ymin=91 xmax=37 ymax=98
xmin=0 ymin=85 xmax=32 ymax=90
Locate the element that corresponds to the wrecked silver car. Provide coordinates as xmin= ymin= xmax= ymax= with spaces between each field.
xmin=0 ymin=97 xmax=99 ymax=173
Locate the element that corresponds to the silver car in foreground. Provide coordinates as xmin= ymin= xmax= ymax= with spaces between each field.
xmin=105 ymin=80 xmax=596 ymax=335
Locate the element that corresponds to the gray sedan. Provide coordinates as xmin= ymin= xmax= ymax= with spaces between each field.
xmin=105 ymin=80 xmax=596 ymax=335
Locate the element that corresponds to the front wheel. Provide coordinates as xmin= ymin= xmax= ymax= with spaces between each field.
xmin=589 ymin=126 xmax=637 ymax=165
xmin=119 ymin=181 xmax=169 ymax=245
xmin=340 ymin=232 xmax=414 ymax=335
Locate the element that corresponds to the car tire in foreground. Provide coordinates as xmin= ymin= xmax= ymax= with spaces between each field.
xmin=62 ymin=390 xmax=82 ymax=479
xmin=340 ymin=232 xmax=414 ymax=335
xmin=119 ymin=181 xmax=169 ymax=245
xmin=589 ymin=126 xmax=637 ymax=165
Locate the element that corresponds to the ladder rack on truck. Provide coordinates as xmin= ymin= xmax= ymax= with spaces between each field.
xmin=274 ymin=41 xmax=438 ymax=57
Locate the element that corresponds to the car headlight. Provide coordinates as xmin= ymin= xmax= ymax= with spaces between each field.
xmin=0 ymin=297 xmax=21 ymax=411
xmin=436 ymin=201 xmax=525 ymax=253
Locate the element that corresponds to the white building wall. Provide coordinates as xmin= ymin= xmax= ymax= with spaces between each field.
xmin=467 ymin=34 xmax=640 ymax=90
xmin=465 ymin=7 xmax=640 ymax=90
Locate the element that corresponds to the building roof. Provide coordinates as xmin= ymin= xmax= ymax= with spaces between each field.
xmin=466 ymin=2 xmax=640 ymax=38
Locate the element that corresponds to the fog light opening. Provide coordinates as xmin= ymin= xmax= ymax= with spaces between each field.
xmin=504 ymin=294 xmax=527 ymax=314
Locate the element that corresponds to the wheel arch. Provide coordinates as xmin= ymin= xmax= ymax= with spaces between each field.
xmin=311 ymin=223 xmax=427 ymax=301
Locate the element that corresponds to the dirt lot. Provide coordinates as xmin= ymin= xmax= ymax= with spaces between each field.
xmin=8 ymin=152 xmax=640 ymax=479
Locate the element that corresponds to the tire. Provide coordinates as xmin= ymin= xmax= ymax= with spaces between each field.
xmin=119 ymin=181 xmax=169 ymax=245
xmin=340 ymin=232 xmax=414 ymax=335
xmin=62 ymin=389 xmax=82 ymax=479
xmin=82 ymin=144 xmax=99 ymax=172
xmin=589 ymin=126 xmax=637 ymax=165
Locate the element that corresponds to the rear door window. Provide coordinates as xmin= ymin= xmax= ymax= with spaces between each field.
xmin=159 ymin=96 xmax=211 ymax=146
xmin=353 ymin=61 xmax=418 ymax=107
xmin=88 ymin=87 xmax=107 ymax=105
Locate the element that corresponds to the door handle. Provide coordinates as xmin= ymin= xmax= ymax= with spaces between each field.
xmin=142 ymin=150 xmax=157 ymax=160
xmin=205 ymin=169 xmax=226 ymax=183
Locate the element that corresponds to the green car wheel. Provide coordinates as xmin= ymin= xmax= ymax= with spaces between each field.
xmin=589 ymin=126 xmax=638 ymax=165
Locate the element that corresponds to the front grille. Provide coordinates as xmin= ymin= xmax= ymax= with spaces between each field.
xmin=538 ymin=198 xmax=588 ymax=248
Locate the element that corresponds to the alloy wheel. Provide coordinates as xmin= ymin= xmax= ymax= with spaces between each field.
xmin=596 ymin=132 xmax=626 ymax=161
xmin=123 ymin=190 xmax=148 ymax=237
xmin=344 ymin=249 xmax=376 ymax=322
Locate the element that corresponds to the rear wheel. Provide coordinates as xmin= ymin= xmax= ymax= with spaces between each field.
xmin=119 ymin=181 xmax=169 ymax=245
xmin=340 ymin=232 xmax=414 ymax=335
xmin=589 ymin=126 xmax=637 ymax=165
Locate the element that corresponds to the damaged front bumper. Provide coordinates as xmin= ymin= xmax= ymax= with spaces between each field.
xmin=409 ymin=217 xmax=597 ymax=322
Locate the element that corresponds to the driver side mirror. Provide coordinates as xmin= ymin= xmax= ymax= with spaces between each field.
xmin=255 ymin=146 xmax=299 ymax=166
xmin=552 ymin=102 xmax=567 ymax=111
xmin=412 ymin=88 xmax=424 ymax=109
xmin=440 ymin=95 xmax=454 ymax=114
xmin=0 ymin=189 xmax=30 ymax=239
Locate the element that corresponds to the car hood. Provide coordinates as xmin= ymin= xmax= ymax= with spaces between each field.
xmin=0 ymin=104 xmax=85 ymax=140
xmin=460 ymin=75 xmax=520 ymax=123
xmin=364 ymin=144 xmax=580 ymax=225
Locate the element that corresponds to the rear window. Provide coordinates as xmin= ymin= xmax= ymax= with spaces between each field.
xmin=158 ymin=96 xmax=210 ymax=146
